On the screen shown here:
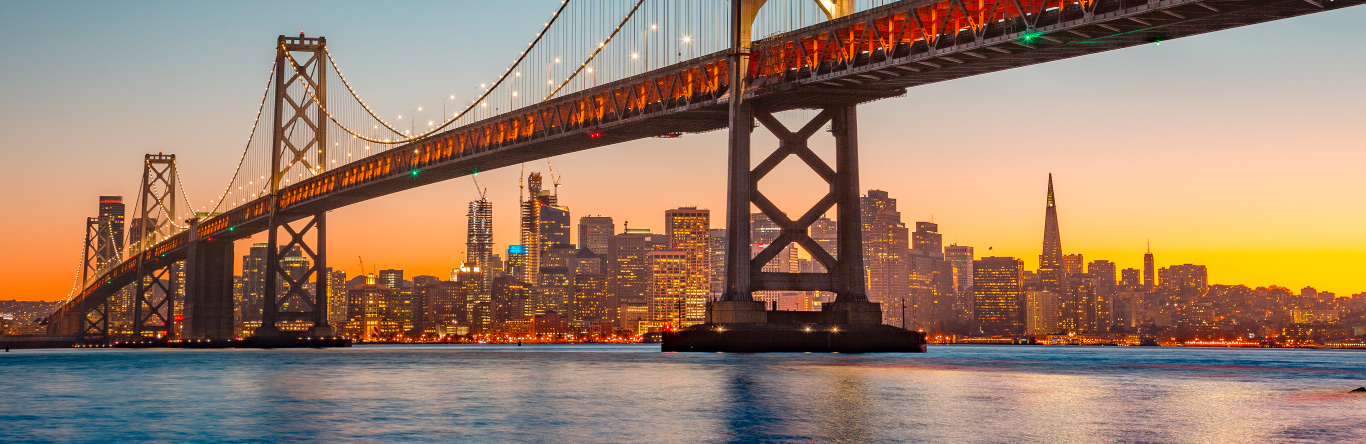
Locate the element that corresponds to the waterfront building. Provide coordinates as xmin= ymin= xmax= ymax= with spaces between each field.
xmin=237 ymin=243 xmax=268 ymax=323
xmin=609 ymin=228 xmax=668 ymax=327
xmin=648 ymin=250 xmax=689 ymax=329
xmin=1025 ymin=290 xmax=1060 ymax=335
xmin=973 ymin=256 xmax=1025 ymax=336
xmin=665 ymin=207 xmax=710 ymax=325
xmin=327 ymin=269 xmax=347 ymax=324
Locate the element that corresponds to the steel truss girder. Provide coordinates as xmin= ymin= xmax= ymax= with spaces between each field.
xmin=722 ymin=99 xmax=868 ymax=302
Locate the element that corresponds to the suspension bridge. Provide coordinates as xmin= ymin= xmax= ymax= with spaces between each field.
xmin=45 ymin=0 xmax=1363 ymax=347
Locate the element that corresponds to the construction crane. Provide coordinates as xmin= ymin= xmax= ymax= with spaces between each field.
xmin=546 ymin=160 xmax=562 ymax=196
xmin=472 ymin=170 xmax=487 ymax=200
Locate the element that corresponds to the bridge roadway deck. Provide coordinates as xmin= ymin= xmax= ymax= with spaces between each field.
xmin=50 ymin=0 xmax=1364 ymax=331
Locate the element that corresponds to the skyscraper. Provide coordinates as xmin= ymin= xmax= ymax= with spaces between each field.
xmin=973 ymin=256 xmax=1025 ymax=336
xmin=1143 ymin=243 xmax=1156 ymax=291
xmin=1039 ymin=174 xmax=1065 ymax=293
xmin=945 ymin=244 xmax=974 ymax=294
xmin=466 ymin=197 xmax=493 ymax=293
xmin=911 ymin=222 xmax=943 ymax=259
xmin=665 ymin=207 xmax=710 ymax=326
xmin=519 ymin=172 xmax=559 ymax=286
xmin=862 ymin=190 xmax=909 ymax=326
xmin=578 ymin=216 xmax=614 ymax=256
xmin=944 ymin=244 xmax=975 ymax=321
xmin=648 ymin=250 xmax=689 ymax=329
xmin=238 ymin=243 xmax=268 ymax=323
xmin=95 ymin=196 xmax=125 ymax=269
xmin=609 ymin=228 xmax=668 ymax=329
xmin=708 ymin=228 xmax=727 ymax=299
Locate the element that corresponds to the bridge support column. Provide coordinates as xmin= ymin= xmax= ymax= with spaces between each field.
xmin=717 ymin=101 xmax=876 ymax=319
xmin=257 ymin=34 xmax=332 ymax=339
xmin=132 ymin=153 xmax=179 ymax=340
xmin=183 ymin=219 xmax=236 ymax=340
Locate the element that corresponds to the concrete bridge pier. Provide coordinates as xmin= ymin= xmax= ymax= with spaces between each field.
xmin=182 ymin=219 xmax=235 ymax=340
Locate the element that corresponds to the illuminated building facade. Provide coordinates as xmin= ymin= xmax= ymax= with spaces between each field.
xmin=1025 ymin=290 xmax=1060 ymax=335
xmin=665 ymin=207 xmax=709 ymax=325
xmin=648 ymin=250 xmax=689 ymax=330
xmin=945 ymin=244 xmax=974 ymax=319
xmin=467 ymin=197 xmax=493 ymax=295
xmin=95 ymin=196 xmax=125 ymax=269
xmin=1160 ymin=264 xmax=1208 ymax=296
xmin=1039 ymin=174 xmax=1066 ymax=293
xmin=862 ymin=190 xmax=909 ymax=326
xmin=973 ymin=256 xmax=1025 ymax=336
xmin=578 ymin=216 xmax=614 ymax=256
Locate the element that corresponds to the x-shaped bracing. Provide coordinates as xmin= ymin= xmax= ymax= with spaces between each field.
xmin=749 ymin=109 xmax=842 ymax=277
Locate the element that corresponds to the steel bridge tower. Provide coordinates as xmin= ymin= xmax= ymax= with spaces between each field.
xmin=712 ymin=0 xmax=881 ymax=324
xmin=257 ymin=34 xmax=333 ymax=338
xmin=131 ymin=153 xmax=179 ymax=339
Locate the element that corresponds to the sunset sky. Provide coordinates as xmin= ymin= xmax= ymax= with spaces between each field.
xmin=2 ymin=1 xmax=1365 ymax=302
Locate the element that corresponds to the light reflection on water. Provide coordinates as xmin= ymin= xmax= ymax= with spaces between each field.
xmin=2 ymin=345 xmax=1363 ymax=443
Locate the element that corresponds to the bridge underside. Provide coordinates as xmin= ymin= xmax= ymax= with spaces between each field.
xmin=50 ymin=0 xmax=1365 ymax=339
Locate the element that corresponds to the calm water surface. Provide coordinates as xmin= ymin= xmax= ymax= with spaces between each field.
xmin=2 ymin=344 xmax=1363 ymax=443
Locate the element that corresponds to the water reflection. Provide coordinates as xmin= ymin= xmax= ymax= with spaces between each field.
xmin=1 ymin=345 xmax=1363 ymax=443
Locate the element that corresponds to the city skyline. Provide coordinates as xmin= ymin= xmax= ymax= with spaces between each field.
xmin=4 ymin=2 xmax=1366 ymax=302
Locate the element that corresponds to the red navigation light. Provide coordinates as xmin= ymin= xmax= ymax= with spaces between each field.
xmin=174 ymin=315 xmax=184 ymax=322
xmin=589 ymin=132 xmax=602 ymax=139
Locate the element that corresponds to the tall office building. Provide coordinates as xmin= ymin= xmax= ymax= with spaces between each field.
xmin=945 ymin=244 xmax=974 ymax=294
xmin=709 ymin=229 xmax=727 ymax=299
xmin=95 ymin=196 xmax=126 ymax=269
xmin=1039 ymin=175 xmax=1065 ymax=293
xmin=506 ymin=245 xmax=529 ymax=283
xmin=238 ymin=243 xmax=269 ymax=323
xmin=648 ymin=250 xmax=689 ymax=329
xmin=973 ymin=256 xmax=1025 ymax=336
xmin=540 ymin=206 xmax=572 ymax=249
xmin=327 ymin=269 xmax=348 ymax=324
xmin=378 ymin=269 xmax=404 ymax=289
xmin=665 ymin=207 xmax=710 ymax=326
xmin=862 ymin=190 xmax=909 ymax=326
xmin=467 ymin=197 xmax=493 ymax=295
xmin=944 ymin=244 xmax=975 ymax=321
xmin=519 ymin=172 xmax=559 ymax=286
xmin=1025 ymin=290 xmax=1060 ymax=335
xmin=1088 ymin=260 xmax=1118 ymax=296
xmin=578 ymin=216 xmax=614 ymax=256
xmin=1143 ymin=243 xmax=1156 ymax=291
xmin=609 ymin=228 xmax=668 ymax=322
xmin=911 ymin=222 xmax=943 ymax=259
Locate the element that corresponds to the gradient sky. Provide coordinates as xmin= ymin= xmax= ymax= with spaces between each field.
xmin=3 ymin=1 xmax=1365 ymax=302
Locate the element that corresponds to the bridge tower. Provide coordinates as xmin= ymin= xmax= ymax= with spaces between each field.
xmin=715 ymin=0 xmax=877 ymax=317
xmin=79 ymin=217 xmax=110 ymax=341
xmin=132 ymin=153 xmax=179 ymax=339
xmin=257 ymin=34 xmax=333 ymax=338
